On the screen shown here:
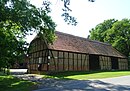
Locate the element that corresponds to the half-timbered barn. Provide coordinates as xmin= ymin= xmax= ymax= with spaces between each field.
xmin=28 ymin=31 xmax=128 ymax=74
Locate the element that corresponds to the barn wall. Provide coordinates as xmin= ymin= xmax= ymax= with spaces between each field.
xmin=28 ymin=50 xmax=48 ymax=72
xmin=28 ymin=38 xmax=49 ymax=73
xmin=48 ymin=50 xmax=89 ymax=72
xmin=28 ymin=49 xmax=128 ymax=73
xmin=29 ymin=38 xmax=48 ymax=54
xmin=99 ymin=56 xmax=111 ymax=70
xmin=118 ymin=58 xmax=128 ymax=70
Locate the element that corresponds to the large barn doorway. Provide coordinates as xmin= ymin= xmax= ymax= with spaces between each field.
xmin=111 ymin=57 xmax=118 ymax=69
xmin=89 ymin=55 xmax=100 ymax=70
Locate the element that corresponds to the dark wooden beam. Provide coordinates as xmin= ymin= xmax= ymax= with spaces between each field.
xmin=47 ymin=50 xmax=49 ymax=71
xmin=63 ymin=52 xmax=65 ymax=71
xmin=77 ymin=53 xmax=78 ymax=71
xmin=73 ymin=53 xmax=74 ymax=71
xmin=50 ymin=50 xmax=57 ymax=70
xmin=57 ymin=51 xmax=59 ymax=71
xmin=68 ymin=52 xmax=69 ymax=71
xmin=81 ymin=54 xmax=82 ymax=70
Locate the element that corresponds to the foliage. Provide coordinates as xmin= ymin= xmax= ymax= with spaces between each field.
xmin=0 ymin=0 xmax=56 ymax=40
xmin=89 ymin=19 xmax=130 ymax=57
xmin=0 ymin=75 xmax=36 ymax=91
xmin=0 ymin=0 xmax=56 ymax=68
xmin=89 ymin=19 xmax=117 ymax=41
xmin=0 ymin=24 xmax=27 ymax=68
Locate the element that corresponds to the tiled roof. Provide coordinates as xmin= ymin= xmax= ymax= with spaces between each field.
xmin=48 ymin=31 xmax=126 ymax=58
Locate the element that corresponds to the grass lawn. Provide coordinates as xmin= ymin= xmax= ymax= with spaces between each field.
xmin=0 ymin=72 xmax=37 ymax=91
xmin=43 ymin=70 xmax=130 ymax=80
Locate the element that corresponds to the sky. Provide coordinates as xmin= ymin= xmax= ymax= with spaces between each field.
xmin=27 ymin=0 xmax=130 ymax=43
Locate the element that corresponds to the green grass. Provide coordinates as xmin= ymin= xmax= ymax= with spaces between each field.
xmin=0 ymin=72 xmax=37 ymax=91
xmin=43 ymin=70 xmax=130 ymax=80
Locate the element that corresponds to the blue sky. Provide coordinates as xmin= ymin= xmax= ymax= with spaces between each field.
xmin=27 ymin=0 xmax=130 ymax=43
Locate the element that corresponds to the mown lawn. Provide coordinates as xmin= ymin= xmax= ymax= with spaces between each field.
xmin=43 ymin=70 xmax=130 ymax=80
xmin=0 ymin=72 xmax=37 ymax=91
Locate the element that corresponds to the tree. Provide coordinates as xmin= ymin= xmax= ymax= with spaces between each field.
xmin=105 ymin=19 xmax=130 ymax=57
xmin=0 ymin=22 xmax=27 ymax=69
xmin=0 ymin=0 xmax=56 ymax=41
xmin=0 ymin=0 xmax=56 ymax=69
xmin=89 ymin=19 xmax=130 ymax=57
xmin=89 ymin=19 xmax=117 ymax=41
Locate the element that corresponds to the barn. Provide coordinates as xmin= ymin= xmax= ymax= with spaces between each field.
xmin=28 ymin=31 xmax=128 ymax=74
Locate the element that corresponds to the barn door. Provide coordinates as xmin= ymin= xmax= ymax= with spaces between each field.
xmin=89 ymin=55 xmax=100 ymax=70
xmin=111 ymin=57 xmax=118 ymax=69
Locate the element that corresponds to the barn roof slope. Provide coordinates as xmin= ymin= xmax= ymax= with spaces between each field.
xmin=48 ymin=31 xmax=126 ymax=58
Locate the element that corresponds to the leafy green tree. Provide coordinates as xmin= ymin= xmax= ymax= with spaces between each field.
xmin=0 ymin=23 xmax=26 ymax=68
xmin=89 ymin=19 xmax=117 ymax=42
xmin=0 ymin=0 xmax=56 ymax=41
xmin=0 ymin=0 xmax=56 ymax=69
xmin=105 ymin=19 xmax=130 ymax=57
xmin=89 ymin=19 xmax=130 ymax=57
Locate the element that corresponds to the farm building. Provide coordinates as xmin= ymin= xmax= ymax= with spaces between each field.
xmin=28 ymin=31 xmax=128 ymax=74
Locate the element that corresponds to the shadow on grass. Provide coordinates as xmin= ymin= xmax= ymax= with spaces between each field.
xmin=43 ymin=70 xmax=130 ymax=80
xmin=0 ymin=74 xmax=37 ymax=91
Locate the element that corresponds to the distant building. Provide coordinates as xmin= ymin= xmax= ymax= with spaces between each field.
xmin=28 ymin=31 xmax=128 ymax=74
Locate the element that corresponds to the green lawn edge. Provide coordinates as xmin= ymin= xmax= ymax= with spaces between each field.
xmin=42 ymin=70 xmax=130 ymax=80
xmin=0 ymin=72 xmax=37 ymax=91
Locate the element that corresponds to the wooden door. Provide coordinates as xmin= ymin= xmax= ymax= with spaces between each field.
xmin=89 ymin=55 xmax=100 ymax=70
xmin=111 ymin=57 xmax=118 ymax=69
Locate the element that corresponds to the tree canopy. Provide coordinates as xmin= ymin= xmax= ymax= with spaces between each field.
xmin=0 ymin=0 xmax=56 ymax=40
xmin=0 ymin=0 xmax=56 ymax=68
xmin=89 ymin=18 xmax=130 ymax=57
xmin=0 ymin=23 xmax=27 ymax=68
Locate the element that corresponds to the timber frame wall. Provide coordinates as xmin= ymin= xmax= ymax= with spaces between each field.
xmin=28 ymin=38 xmax=128 ymax=73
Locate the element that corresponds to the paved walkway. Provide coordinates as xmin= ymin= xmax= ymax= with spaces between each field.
xmin=32 ymin=78 xmax=130 ymax=91
xmin=14 ymin=75 xmax=130 ymax=91
xmin=100 ymin=75 xmax=130 ymax=86
xmin=10 ymin=69 xmax=27 ymax=75
xmin=11 ymin=69 xmax=130 ymax=91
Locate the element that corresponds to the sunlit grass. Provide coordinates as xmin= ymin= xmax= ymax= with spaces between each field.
xmin=0 ymin=72 xmax=37 ymax=91
xmin=43 ymin=70 xmax=130 ymax=80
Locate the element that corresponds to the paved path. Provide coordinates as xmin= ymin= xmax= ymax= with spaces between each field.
xmin=33 ymin=77 xmax=130 ymax=91
xmin=11 ymin=70 xmax=130 ymax=91
xmin=10 ymin=69 xmax=27 ymax=75
xmin=14 ymin=75 xmax=130 ymax=91
xmin=100 ymin=75 xmax=130 ymax=86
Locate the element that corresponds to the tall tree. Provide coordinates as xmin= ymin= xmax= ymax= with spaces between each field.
xmin=0 ymin=22 xmax=27 ymax=68
xmin=89 ymin=19 xmax=130 ymax=57
xmin=89 ymin=19 xmax=117 ymax=42
xmin=104 ymin=19 xmax=130 ymax=57
xmin=0 ymin=0 xmax=56 ymax=69
xmin=0 ymin=0 xmax=56 ymax=42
